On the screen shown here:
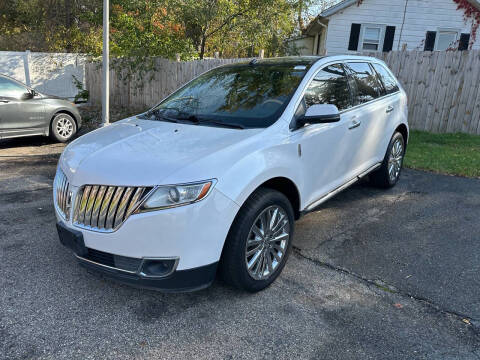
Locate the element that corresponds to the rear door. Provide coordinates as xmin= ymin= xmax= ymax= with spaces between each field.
xmin=0 ymin=77 xmax=46 ymax=137
xmin=343 ymin=62 xmax=387 ymax=174
xmin=370 ymin=62 xmax=403 ymax=160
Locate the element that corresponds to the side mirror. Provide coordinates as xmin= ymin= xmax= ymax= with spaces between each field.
xmin=21 ymin=91 xmax=34 ymax=100
xmin=296 ymin=104 xmax=340 ymax=129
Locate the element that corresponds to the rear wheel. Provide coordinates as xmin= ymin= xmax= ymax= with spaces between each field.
xmin=369 ymin=132 xmax=405 ymax=188
xmin=50 ymin=113 xmax=77 ymax=142
xmin=220 ymin=188 xmax=294 ymax=292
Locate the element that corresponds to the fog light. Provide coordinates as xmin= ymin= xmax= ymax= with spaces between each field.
xmin=140 ymin=259 xmax=177 ymax=277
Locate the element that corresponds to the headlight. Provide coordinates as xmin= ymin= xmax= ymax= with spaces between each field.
xmin=138 ymin=180 xmax=216 ymax=212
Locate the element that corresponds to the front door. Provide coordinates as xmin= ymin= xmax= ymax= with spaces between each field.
xmin=0 ymin=76 xmax=46 ymax=137
xmin=290 ymin=63 xmax=360 ymax=207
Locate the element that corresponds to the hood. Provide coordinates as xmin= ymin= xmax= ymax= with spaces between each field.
xmin=60 ymin=117 xmax=262 ymax=187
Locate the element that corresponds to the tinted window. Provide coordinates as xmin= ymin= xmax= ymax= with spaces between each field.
xmin=345 ymin=62 xmax=383 ymax=104
xmin=0 ymin=77 xmax=27 ymax=98
xmin=142 ymin=64 xmax=308 ymax=129
xmin=303 ymin=64 xmax=352 ymax=111
xmin=372 ymin=63 xmax=399 ymax=95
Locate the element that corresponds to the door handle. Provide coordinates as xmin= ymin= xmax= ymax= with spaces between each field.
xmin=348 ymin=118 xmax=361 ymax=130
xmin=386 ymin=106 xmax=394 ymax=114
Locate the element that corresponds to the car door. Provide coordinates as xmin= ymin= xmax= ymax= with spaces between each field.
xmin=343 ymin=61 xmax=387 ymax=175
xmin=0 ymin=76 xmax=46 ymax=137
xmin=289 ymin=63 xmax=359 ymax=207
xmin=370 ymin=62 xmax=403 ymax=161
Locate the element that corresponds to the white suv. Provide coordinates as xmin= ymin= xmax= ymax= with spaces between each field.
xmin=54 ymin=56 xmax=408 ymax=292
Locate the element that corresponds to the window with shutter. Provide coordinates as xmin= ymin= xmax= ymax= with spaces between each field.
xmin=424 ymin=31 xmax=437 ymax=51
xmin=348 ymin=24 xmax=361 ymax=51
xmin=459 ymin=33 xmax=471 ymax=51
xmin=383 ymin=26 xmax=396 ymax=52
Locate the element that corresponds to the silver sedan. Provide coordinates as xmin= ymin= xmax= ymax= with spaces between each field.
xmin=0 ymin=74 xmax=82 ymax=142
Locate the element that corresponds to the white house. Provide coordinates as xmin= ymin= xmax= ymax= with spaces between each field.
xmin=288 ymin=0 xmax=480 ymax=55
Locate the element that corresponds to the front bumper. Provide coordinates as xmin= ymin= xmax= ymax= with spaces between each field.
xmin=78 ymin=253 xmax=218 ymax=292
xmin=55 ymin=188 xmax=239 ymax=291
xmin=57 ymin=221 xmax=219 ymax=291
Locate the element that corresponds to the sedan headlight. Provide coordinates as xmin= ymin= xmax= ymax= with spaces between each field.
xmin=138 ymin=180 xmax=216 ymax=211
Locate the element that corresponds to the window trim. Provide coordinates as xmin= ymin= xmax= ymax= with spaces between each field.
xmin=289 ymin=60 xmax=401 ymax=132
xmin=359 ymin=24 xmax=386 ymax=52
xmin=434 ymin=28 xmax=461 ymax=51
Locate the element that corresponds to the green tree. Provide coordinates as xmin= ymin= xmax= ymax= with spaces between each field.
xmin=173 ymin=0 xmax=295 ymax=59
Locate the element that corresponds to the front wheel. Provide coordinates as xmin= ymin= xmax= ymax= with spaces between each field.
xmin=220 ymin=188 xmax=294 ymax=292
xmin=50 ymin=113 xmax=77 ymax=143
xmin=369 ymin=132 xmax=405 ymax=188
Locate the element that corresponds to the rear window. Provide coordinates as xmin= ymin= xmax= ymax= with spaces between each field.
xmin=372 ymin=63 xmax=400 ymax=95
xmin=345 ymin=62 xmax=383 ymax=104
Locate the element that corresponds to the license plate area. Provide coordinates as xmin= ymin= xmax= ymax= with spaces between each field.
xmin=56 ymin=222 xmax=87 ymax=257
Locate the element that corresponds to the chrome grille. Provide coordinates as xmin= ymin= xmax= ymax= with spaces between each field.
xmin=54 ymin=169 xmax=71 ymax=220
xmin=73 ymin=185 xmax=152 ymax=232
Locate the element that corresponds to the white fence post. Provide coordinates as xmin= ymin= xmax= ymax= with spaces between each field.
xmin=23 ymin=50 xmax=31 ymax=87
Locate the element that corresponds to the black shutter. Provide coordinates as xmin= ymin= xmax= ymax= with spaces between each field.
xmin=424 ymin=31 xmax=436 ymax=51
xmin=459 ymin=33 xmax=470 ymax=51
xmin=383 ymin=26 xmax=396 ymax=52
xmin=348 ymin=23 xmax=361 ymax=51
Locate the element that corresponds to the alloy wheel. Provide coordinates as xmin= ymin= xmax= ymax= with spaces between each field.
xmin=388 ymin=138 xmax=404 ymax=182
xmin=245 ymin=205 xmax=290 ymax=280
xmin=56 ymin=116 xmax=74 ymax=139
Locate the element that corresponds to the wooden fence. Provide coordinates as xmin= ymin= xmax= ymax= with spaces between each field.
xmin=85 ymin=58 xmax=246 ymax=109
xmin=363 ymin=50 xmax=480 ymax=135
xmin=85 ymin=51 xmax=480 ymax=134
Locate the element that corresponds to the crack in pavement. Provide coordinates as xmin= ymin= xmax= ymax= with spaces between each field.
xmin=292 ymin=246 xmax=480 ymax=336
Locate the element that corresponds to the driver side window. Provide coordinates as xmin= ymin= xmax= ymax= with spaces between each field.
xmin=304 ymin=64 xmax=353 ymax=111
xmin=0 ymin=77 xmax=27 ymax=99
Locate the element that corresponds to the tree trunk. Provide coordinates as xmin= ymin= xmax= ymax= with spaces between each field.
xmin=297 ymin=0 xmax=305 ymax=31
xmin=64 ymin=0 xmax=74 ymax=51
xmin=199 ymin=35 xmax=207 ymax=59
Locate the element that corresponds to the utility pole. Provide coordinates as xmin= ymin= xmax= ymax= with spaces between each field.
xmin=102 ymin=0 xmax=110 ymax=126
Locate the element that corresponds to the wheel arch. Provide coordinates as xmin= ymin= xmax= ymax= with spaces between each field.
xmin=253 ymin=177 xmax=301 ymax=220
xmin=395 ymin=123 xmax=409 ymax=149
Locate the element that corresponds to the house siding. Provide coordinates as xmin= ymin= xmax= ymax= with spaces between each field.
xmin=324 ymin=0 xmax=480 ymax=54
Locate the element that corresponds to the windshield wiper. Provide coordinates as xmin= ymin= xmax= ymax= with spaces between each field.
xmin=196 ymin=119 xmax=245 ymax=129
xmin=178 ymin=115 xmax=245 ymax=129
xmin=142 ymin=109 xmax=179 ymax=123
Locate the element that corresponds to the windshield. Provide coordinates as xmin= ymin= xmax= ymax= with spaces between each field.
xmin=141 ymin=64 xmax=308 ymax=129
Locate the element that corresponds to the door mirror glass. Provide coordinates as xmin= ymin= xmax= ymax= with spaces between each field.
xmin=301 ymin=104 xmax=340 ymax=126
xmin=21 ymin=91 xmax=34 ymax=100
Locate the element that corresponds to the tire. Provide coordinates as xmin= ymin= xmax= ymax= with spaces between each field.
xmin=369 ymin=132 xmax=405 ymax=188
xmin=220 ymin=188 xmax=295 ymax=292
xmin=50 ymin=113 xmax=77 ymax=143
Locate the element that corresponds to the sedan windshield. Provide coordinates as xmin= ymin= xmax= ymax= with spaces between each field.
xmin=141 ymin=64 xmax=308 ymax=129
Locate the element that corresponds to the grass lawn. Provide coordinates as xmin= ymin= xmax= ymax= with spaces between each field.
xmin=404 ymin=130 xmax=480 ymax=178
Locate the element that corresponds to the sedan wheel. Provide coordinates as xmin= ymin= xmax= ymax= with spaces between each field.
xmin=51 ymin=113 xmax=77 ymax=142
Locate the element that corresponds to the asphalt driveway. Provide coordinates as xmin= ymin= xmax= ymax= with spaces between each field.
xmin=1 ymin=136 xmax=479 ymax=359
